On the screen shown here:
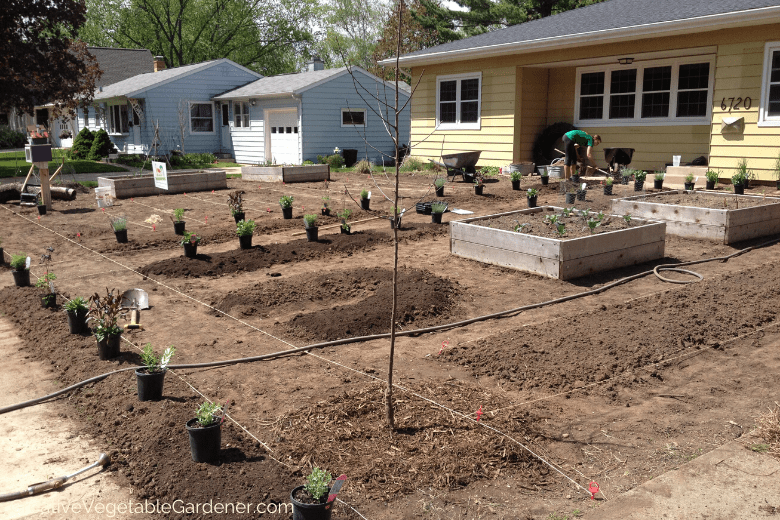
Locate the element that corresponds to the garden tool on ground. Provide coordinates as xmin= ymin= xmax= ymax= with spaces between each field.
xmin=0 ymin=453 xmax=110 ymax=502
xmin=121 ymin=288 xmax=149 ymax=331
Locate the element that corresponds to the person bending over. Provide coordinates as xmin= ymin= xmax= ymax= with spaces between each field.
xmin=562 ymin=130 xmax=601 ymax=179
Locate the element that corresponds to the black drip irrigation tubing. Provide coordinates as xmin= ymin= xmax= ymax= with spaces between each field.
xmin=3 ymin=235 xmax=780 ymax=416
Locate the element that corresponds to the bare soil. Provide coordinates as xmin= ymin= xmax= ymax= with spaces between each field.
xmin=2 ymin=173 xmax=780 ymax=519
xmin=634 ymin=191 xmax=780 ymax=209
xmin=472 ymin=207 xmax=634 ymax=239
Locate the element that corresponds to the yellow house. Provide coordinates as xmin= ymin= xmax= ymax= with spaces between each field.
xmin=383 ymin=0 xmax=780 ymax=180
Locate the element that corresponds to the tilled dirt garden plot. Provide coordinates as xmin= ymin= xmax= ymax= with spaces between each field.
xmin=2 ymin=173 xmax=780 ymax=519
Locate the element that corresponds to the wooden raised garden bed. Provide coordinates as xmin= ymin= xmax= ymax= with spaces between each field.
xmin=611 ymin=191 xmax=780 ymax=244
xmin=241 ymin=165 xmax=330 ymax=183
xmin=450 ymin=206 xmax=666 ymax=280
xmin=97 ymin=170 xmax=227 ymax=198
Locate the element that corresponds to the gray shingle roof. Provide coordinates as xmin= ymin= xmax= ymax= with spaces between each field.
xmin=93 ymin=60 xmax=224 ymax=100
xmin=87 ymin=47 xmax=155 ymax=87
xmin=397 ymin=0 xmax=780 ymax=62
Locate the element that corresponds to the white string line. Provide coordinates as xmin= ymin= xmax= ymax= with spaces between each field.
xmin=2 ymin=205 xmax=590 ymax=496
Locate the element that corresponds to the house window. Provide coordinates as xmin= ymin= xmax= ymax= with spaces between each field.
xmin=189 ymin=102 xmax=214 ymax=133
xmin=341 ymin=109 xmax=366 ymax=127
xmin=759 ymin=42 xmax=780 ymax=126
xmin=234 ymin=102 xmax=249 ymax=128
xmin=108 ymin=104 xmax=129 ymax=134
xmin=575 ymin=57 xmax=714 ymax=126
xmin=436 ymin=73 xmax=481 ymax=129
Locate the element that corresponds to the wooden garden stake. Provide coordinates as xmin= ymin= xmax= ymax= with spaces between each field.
xmin=34 ymin=161 xmax=52 ymax=210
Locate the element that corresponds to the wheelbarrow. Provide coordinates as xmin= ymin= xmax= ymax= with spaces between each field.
xmin=441 ymin=151 xmax=482 ymax=181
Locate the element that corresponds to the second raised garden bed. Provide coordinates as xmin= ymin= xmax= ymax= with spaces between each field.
xmin=450 ymin=206 xmax=666 ymax=280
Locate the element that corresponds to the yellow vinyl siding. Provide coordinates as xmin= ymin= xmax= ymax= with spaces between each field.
xmin=516 ymin=67 xmax=550 ymax=163
xmin=547 ymin=68 xmax=575 ymax=124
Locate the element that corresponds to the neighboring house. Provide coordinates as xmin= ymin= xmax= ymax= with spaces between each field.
xmin=213 ymin=59 xmax=411 ymax=165
xmin=382 ymin=0 xmax=780 ymax=178
xmin=4 ymin=47 xmax=156 ymax=148
xmin=87 ymin=59 xmax=262 ymax=155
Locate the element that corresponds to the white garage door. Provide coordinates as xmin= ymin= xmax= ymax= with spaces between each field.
xmin=268 ymin=110 xmax=299 ymax=165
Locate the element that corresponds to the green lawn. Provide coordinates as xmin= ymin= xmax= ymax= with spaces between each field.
xmin=0 ymin=151 xmax=127 ymax=178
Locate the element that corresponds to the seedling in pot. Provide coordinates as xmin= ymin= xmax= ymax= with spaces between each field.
xmin=431 ymin=202 xmax=447 ymax=214
xmin=36 ymin=246 xmax=56 ymax=306
xmin=706 ymin=169 xmax=720 ymax=183
xmin=634 ymin=171 xmax=647 ymax=182
xmin=434 ymin=178 xmax=446 ymax=189
xmin=180 ymin=231 xmax=201 ymax=245
xmin=195 ymin=401 xmax=223 ymax=427
xmin=359 ymin=189 xmax=369 ymax=200
xmin=605 ymin=177 xmax=613 ymax=186
xmin=509 ymin=171 xmax=522 ymax=182
xmin=526 ymin=188 xmax=538 ymax=198
xmin=338 ymin=208 xmax=352 ymax=232
xmin=108 ymin=215 xmax=127 ymax=232
xmin=140 ymin=343 xmax=175 ymax=373
xmin=10 ymin=253 xmax=28 ymax=270
xmin=227 ymin=190 xmax=244 ymax=215
xmin=64 ymin=296 xmax=88 ymax=314
xmin=87 ymin=288 xmax=126 ymax=344
xmin=654 ymin=172 xmax=665 ymax=181
xmin=235 ymin=219 xmax=256 ymax=236
xmin=172 ymin=208 xmax=185 ymax=222
xmin=279 ymin=195 xmax=294 ymax=208
xmin=303 ymin=214 xmax=318 ymax=228
xmin=685 ymin=173 xmax=694 ymax=183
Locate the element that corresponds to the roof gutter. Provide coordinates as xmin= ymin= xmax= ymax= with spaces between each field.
xmin=379 ymin=5 xmax=780 ymax=67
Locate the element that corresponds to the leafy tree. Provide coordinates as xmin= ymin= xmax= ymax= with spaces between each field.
xmin=70 ymin=128 xmax=95 ymax=160
xmin=0 ymin=0 xmax=102 ymax=117
xmin=314 ymin=0 xmax=389 ymax=70
xmin=88 ymin=129 xmax=117 ymax=161
xmin=80 ymin=0 xmax=318 ymax=75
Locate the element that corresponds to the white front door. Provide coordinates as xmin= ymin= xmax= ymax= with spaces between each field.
xmin=221 ymin=103 xmax=231 ymax=151
xmin=268 ymin=110 xmax=299 ymax=165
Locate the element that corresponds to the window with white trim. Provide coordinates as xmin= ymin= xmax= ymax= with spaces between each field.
xmin=436 ymin=73 xmax=481 ymax=129
xmin=759 ymin=42 xmax=780 ymax=126
xmin=189 ymin=102 xmax=214 ymax=133
xmin=108 ymin=104 xmax=129 ymax=134
xmin=234 ymin=102 xmax=249 ymax=128
xmin=574 ymin=57 xmax=714 ymax=126
xmin=341 ymin=109 xmax=366 ymax=127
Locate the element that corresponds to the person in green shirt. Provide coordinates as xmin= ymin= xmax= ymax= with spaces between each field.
xmin=562 ymin=130 xmax=601 ymax=179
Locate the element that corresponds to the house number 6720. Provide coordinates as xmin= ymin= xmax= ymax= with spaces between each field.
xmin=721 ymin=97 xmax=752 ymax=111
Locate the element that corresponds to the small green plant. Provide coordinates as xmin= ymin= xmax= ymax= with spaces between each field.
xmin=561 ymin=207 xmax=575 ymax=217
xmin=322 ymin=196 xmax=330 ymax=208
xmin=510 ymin=171 xmax=522 ymax=181
xmin=10 ymin=252 xmax=27 ymax=270
xmin=303 ymin=214 xmax=318 ymax=228
xmin=473 ymin=172 xmax=485 ymax=187
xmin=140 ymin=343 xmax=175 ymax=373
xmin=513 ymin=222 xmax=528 ymax=233
xmin=750 ymin=443 xmax=769 ymax=453
xmin=338 ymin=208 xmax=352 ymax=232
xmin=431 ymin=202 xmax=447 ymax=214
xmin=478 ymin=165 xmax=500 ymax=177
xmin=279 ymin=195 xmax=294 ymax=208
xmin=540 ymin=168 xmax=549 ymax=177
xmin=544 ymin=214 xmax=559 ymax=225
xmin=586 ymin=218 xmax=601 ymax=234
xmin=623 ymin=213 xmax=632 ymax=225
xmin=195 ymin=401 xmax=223 ymax=427
xmin=555 ymin=223 xmax=566 ymax=237
xmin=180 ymin=231 xmax=201 ymax=246
xmin=634 ymin=170 xmax=647 ymax=182
xmin=35 ymin=272 xmax=56 ymax=289
xmin=605 ymin=177 xmax=613 ymax=186
xmin=706 ymin=169 xmax=720 ymax=182
xmin=354 ymin=159 xmax=372 ymax=174
xmin=64 ymin=296 xmax=89 ymax=313
xmin=303 ymin=467 xmax=332 ymax=502
xmin=733 ymin=158 xmax=751 ymax=185
xmin=392 ymin=205 xmax=402 ymax=215
xmin=235 ymin=219 xmax=256 ymax=236
xmin=109 ymin=215 xmax=127 ymax=232
xmin=655 ymin=172 xmax=665 ymax=181
xmin=227 ymin=190 xmax=244 ymax=215
xmin=173 ymin=208 xmax=185 ymax=222
xmin=303 ymin=160 xmax=314 ymax=165
xmin=360 ymin=189 xmax=369 ymax=200
xmin=87 ymin=288 xmax=127 ymax=342
xmin=527 ymin=188 xmax=538 ymax=198
xmin=685 ymin=173 xmax=694 ymax=183
xmin=400 ymin=155 xmax=424 ymax=172
xmin=434 ymin=177 xmax=446 ymax=188
xmin=621 ymin=169 xmax=632 ymax=178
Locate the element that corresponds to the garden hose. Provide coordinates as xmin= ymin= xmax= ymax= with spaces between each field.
xmin=2 ymin=236 xmax=780 ymax=416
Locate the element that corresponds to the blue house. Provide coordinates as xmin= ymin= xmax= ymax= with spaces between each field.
xmin=213 ymin=59 xmax=411 ymax=165
xmin=84 ymin=59 xmax=262 ymax=155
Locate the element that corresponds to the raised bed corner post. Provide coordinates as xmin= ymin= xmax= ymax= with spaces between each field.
xmin=35 ymin=161 xmax=52 ymax=210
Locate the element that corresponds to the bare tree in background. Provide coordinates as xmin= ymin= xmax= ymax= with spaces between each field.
xmin=177 ymin=99 xmax=189 ymax=154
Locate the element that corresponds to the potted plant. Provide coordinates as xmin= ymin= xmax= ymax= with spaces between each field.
xmin=705 ymin=169 xmax=720 ymax=190
xmin=577 ymin=183 xmax=587 ymax=201
xmin=654 ymin=172 xmax=665 ymax=190
xmin=621 ymin=169 xmax=631 ymax=185
xmin=338 ymin=209 xmax=352 ymax=234
xmin=181 ymin=231 xmax=200 ymax=258
xmin=136 ymin=343 xmax=175 ymax=401
xmin=10 ymin=252 xmax=29 ymax=287
xmin=634 ymin=171 xmax=647 ymax=192
xmin=228 ymin=191 xmax=245 ymax=223
xmin=732 ymin=158 xmax=751 ymax=194
xmin=526 ymin=188 xmax=538 ymax=208
xmin=473 ymin=173 xmax=484 ymax=195
xmin=109 ymin=215 xmax=128 ymax=243
xmin=303 ymin=214 xmax=319 ymax=242
xmin=290 ymin=467 xmax=337 ymax=520
xmin=434 ymin=178 xmax=446 ymax=197
xmin=235 ymin=219 xmax=256 ymax=249
xmin=774 ymin=152 xmax=780 ymax=191
xmin=565 ymin=186 xmax=577 ymax=204
xmin=87 ymin=288 xmax=126 ymax=360
xmin=172 ymin=208 xmax=186 ymax=235
xmin=37 ymin=194 xmax=47 ymax=215
xmin=35 ymin=247 xmax=56 ymax=308
xmin=64 ymin=296 xmax=89 ymax=334
xmin=540 ymin=169 xmax=549 ymax=186
xmin=280 ymin=195 xmax=294 ymax=219
xmin=510 ymin=171 xmax=522 ymax=190
xmin=390 ymin=206 xmax=403 ymax=229
xmin=570 ymin=171 xmax=581 ymax=184
xmin=360 ymin=189 xmax=370 ymax=210
xmin=684 ymin=173 xmax=695 ymax=191
xmin=186 ymin=401 xmax=223 ymax=463
xmin=321 ymin=196 xmax=331 ymax=216
xmin=603 ymin=177 xmax=613 ymax=195
xmin=430 ymin=202 xmax=446 ymax=224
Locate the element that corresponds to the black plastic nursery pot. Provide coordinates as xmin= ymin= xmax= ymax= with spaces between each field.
xmin=360 ymin=198 xmax=370 ymax=210
xmin=238 ymin=235 xmax=253 ymax=250
xmin=541 ymin=176 xmax=549 ymax=185
xmin=431 ymin=212 xmax=443 ymax=224
xmin=571 ymin=175 xmax=580 ymax=184
xmin=565 ymin=193 xmax=576 ymax=204
xmin=527 ymin=196 xmax=537 ymax=208
xmin=173 ymin=221 xmax=186 ymax=235
xmin=474 ymin=185 xmax=484 ymax=195
xmin=281 ymin=206 xmax=293 ymax=219
xmin=654 ymin=180 xmax=664 ymax=190
xmin=136 ymin=368 xmax=166 ymax=401
xmin=634 ymin=181 xmax=644 ymax=192
xmin=233 ymin=212 xmax=245 ymax=224
xmin=0 ymin=247 xmax=3 ymax=264
xmin=12 ymin=269 xmax=30 ymax=287
xmin=621 ymin=176 xmax=630 ymax=185
xmin=96 ymin=334 xmax=121 ymax=360
xmin=434 ymin=187 xmax=444 ymax=197
xmin=66 ymin=309 xmax=88 ymax=334
xmin=41 ymin=293 xmax=56 ymax=308
xmin=183 ymin=243 xmax=198 ymax=258
xmin=685 ymin=183 xmax=696 ymax=191
xmin=321 ymin=208 xmax=330 ymax=216
xmin=706 ymin=180 xmax=716 ymax=190
xmin=776 ymin=180 xmax=780 ymax=191
xmin=463 ymin=173 xmax=475 ymax=183
xmin=115 ymin=229 xmax=128 ymax=243
xmin=734 ymin=184 xmax=745 ymax=195
xmin=604 ymin=185 xmax=613 ymax=195
xmin=305 ymin=227 xmax=318 ymax=242
xmin=511 ymin=180 xmax=520 ymax=190
xmin=340 ymin=226 xmax=350 ymax=235
xmin=390 ymin=217 xmax=401 ymax=229
xmin=37 ymin=204 xmax=47 ymax=215
xmin=577 ymin=190 xmax=586 ymax=201
xmin=290 ymin=486 xmax=333 ymax=520
xmin=186 ymin=418 xmax=221 ymax=463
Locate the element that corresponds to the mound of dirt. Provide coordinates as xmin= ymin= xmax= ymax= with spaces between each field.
xmin=270 ymin=381 xmax=549 ymax=500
